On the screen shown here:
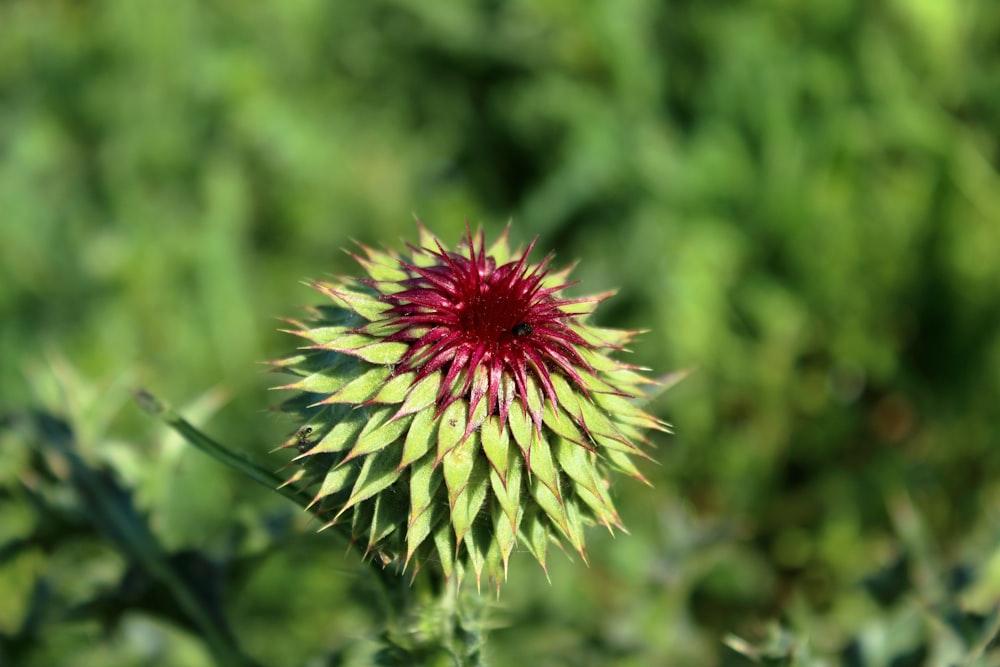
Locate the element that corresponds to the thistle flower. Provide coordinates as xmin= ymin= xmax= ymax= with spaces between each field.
xmin=274 ymin=224 xmax=667 ymax=589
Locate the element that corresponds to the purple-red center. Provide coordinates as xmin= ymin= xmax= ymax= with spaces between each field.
xmin=381 ymin=230 xmax=599 ymax=429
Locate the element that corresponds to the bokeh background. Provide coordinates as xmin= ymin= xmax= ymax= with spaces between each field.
xmin=2 ymin=1 xmax=1000 ymax=665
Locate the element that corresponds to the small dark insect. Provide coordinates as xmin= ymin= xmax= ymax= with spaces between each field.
xmin=296 ymin=426 xmax=314 ymax=453
xmin=511 ymin=322 xmax=533 ymax=337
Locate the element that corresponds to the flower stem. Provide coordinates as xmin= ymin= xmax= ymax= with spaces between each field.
xmin=133 ymin=389 xmax=315 ymax=509
xmin=439 ymin=577 xmax=487 ymax=667
xmin=132 ymin=389 xmax=391 ymax=582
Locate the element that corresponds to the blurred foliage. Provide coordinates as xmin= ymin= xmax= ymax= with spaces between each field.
xmin=2 ymin=0 xmax=1000 ymax=665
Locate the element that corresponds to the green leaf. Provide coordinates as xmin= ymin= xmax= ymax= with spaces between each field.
xmin=590 ymin=430 xmax=645 ymax=458
xmin=442 ymin=428 xmax=477 ymax=510
xmin=563 ymin=496 xmax=588 ymax=560
xmin=576 ymin=368 xmax=630 ymax=396
xmin=406 ymin=490 xmax=445 ymax=566
xmin=345 ymin=407 xmax=412 ymax=460
xmin=311 ymin=463 xmax=357 ymax=504
xmin=576 ymin=397 xmax=644 ymax=455
xmin=485 ymin=226 xmax=511 ymax=263
xmin=490 ymin=444 xmax=522 ymax=528
xmin=463 ymin=518 xmax=492 ymax=591
xmin=368 ymin=488 xmax=407 ymax=551
xmin=315 ymin=284 xmax=389 ymax=321
xmin=571 ymin=322 xmax=635 ymax=348
xmin=559 ymin=290 xmax=613 ymax=317
xmin=591 ymin=390 xmax=662 ymax=430
xmin=351 ymin=341 xmax=410 ymax=365
xmin=319 ymin=365 xmax=392 ymax=404
xmin=399 ymin=408 xmax=438 ymax=469
xmin=449 ymin=446 xmax=489 ymax=545
xmin=432 ymin=520 xmax=456 ymax=579
xmin=480 ymin=416 xmax=510 ymax=481
xmin=575 ymin=346 xmax=624 ymax=374
xmin=370 ymin=371 xmax=416 ymax=404
xmin=549 ymin=373 xmax=583 ymax=417
xmin=554 ymin=437 xmax=621 ymax=528
xmin=553 ymin=436 xmax=602 ymax=499
xmin=523 ymin=374 xmax=544 ymax=425
xmin=524 ymin=430 xmax=561 ymax=499
xmin=324 ymin=332 xmax=375 ymax=352
xmin=542 ymin=400 xmax=587 ymax=446
xmin=394 ymin=371 xmax=442 ymax=417
xmin=356 ymin=249 xmax=410 ymax=283
xmin=408 ymin=452 xmax=443 ymax=523
xmin=519 ymin=505 xmax=549 ymax=578
xmin=507 ymin=400 xmax=533 ymax=459
xmin=291 ymin=324 xmax=353 ymax=346
xmin=603 ymin=447 xmax=650 ymax=484
xmin=337 ymin=442 xmax=404 ymax=518
xmin=415 ymin=224 xmax=440 ymax=260
xmin=491 ymin=493 xmax=521 ymax=578
xmin=282 ymin=362 xmax=355 ymax=395
xmin=308 ymin=408 xmax=367 ymax=454
xmin=349 ymin=498 xmax=375 ymax=540
xmin=435 ymin=400 xmax=467 ymax=462
xmin=530 ymin=474 xmax=571 ymax=546
xmin=467 ymin=381 xmax=490 ymax=434
xmin=606 ymin=367 xmax=656 ymax=391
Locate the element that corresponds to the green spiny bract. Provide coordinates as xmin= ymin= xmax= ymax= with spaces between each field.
xmin=273 ymin=223 xmax=667 ymax=591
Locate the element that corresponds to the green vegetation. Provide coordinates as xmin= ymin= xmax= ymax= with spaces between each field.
xmin=2 ymin=1 xmax=999 ymax=665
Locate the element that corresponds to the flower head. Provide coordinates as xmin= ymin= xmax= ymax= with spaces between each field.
xmin=274 ymin=223 xmax=667 ymax=589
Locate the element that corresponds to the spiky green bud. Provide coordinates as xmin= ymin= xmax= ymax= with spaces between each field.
xmin=273 ymin=224 xmax=667 ymax=590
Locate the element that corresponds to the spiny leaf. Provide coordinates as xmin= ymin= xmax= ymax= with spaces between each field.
xmin=344 ymin=408 xmax=413 ymax=461
xmin=449 ymin=447 xmax=489 ymax=546
xmin=554 ymin=437 xmax=621 ymax=528
xmin=336 ymin=443 xmax=404 ymax=518
xmin=281 ymin=363 xmax=354 ymax=395
xmin=523 ymin=429 xmax=561 ymax=500
xmin=480 ymin=416 xmax=510 ymax=482
xmin=576 ymin=398 xmax=646 ymax=455
xmin=432 ymin=520 xmax=456 ymax=579
xmin=563 ymin=497 xmax=589 ymax=561
xmin=307 ymin=409 xmax=367 ymax=455
xmin=370 ymin=371 xmax=417 ymax=404
xmin=435 ymin=400 xmax=467 ymax=463
xmin=490 ymin=445 xmax=522 ymax=529
xmin=394 ymin=371 xmax=442 ymax=418
xmin=542 ymin=400 xmax=588 ymax=447
xmin=323 ymin=332 xmax=376 ymax=353
xmin=287 ymin=324 xmax=353 ymax=346
xmin=311 ymin=465 xmax=357 ymax=506
xmin=491 ymin=496 xmax=521 ymax=579
xmin=317 ymin=365 xmax=393 ymax=404
xmin=464 ymin=518 xmax=494 ymax=591
xmin=529 ymin=475 xmax=573 ymax=548
xmin=507 ymin=401 xmax=533 ymax=459
xmin=603 ymin=447 xmax=650 ymax=484
xmin=519 ymin=505 xmax=550 ymax=579
xmin=442 ymin=427 xmax=477 ymax=510
xmin=368 ymin=488 xmax=407 ymax=551
xmin=313 ymin=284 xmax=390 ymax=321
xmin=398 ymin=408 xmax=438 ymax=470
xmin=549 ymin=373 xmax=583 ymax=419
xmin=351 ymin=340 xmax=410 ymax=365
xmin=406 ymin=493 xmax=445 ymax=567
xmin=408 ymin=449 xmax=442 ymax=513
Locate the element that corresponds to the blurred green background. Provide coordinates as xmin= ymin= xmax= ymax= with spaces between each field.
xmin=2 ymin=1 xmax=1000 ymax=665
